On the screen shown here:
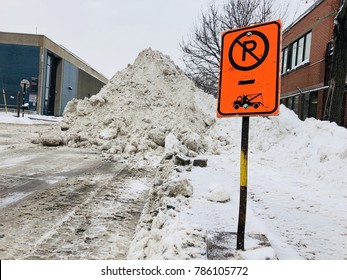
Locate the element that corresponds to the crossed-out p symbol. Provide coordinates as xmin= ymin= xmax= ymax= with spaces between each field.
xmin=241 ymin=40 xmax=257 ymax=61
xmin=228 ymin=30 xmax=269 ymax=71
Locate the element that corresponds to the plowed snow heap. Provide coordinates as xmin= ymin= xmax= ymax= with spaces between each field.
xmin=41 ymin=49 xmax=215 ymax=158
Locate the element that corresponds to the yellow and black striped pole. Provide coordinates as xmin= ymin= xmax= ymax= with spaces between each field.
xmin=237 ymin=116 xmax=249 ymax=250
xmin=2 ymin=89 xmax=8 ymax=113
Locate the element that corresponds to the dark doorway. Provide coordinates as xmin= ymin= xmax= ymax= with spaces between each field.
xmin=43 ymin=53 xmax=59 ymax=115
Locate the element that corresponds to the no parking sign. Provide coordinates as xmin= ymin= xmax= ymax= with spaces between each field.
xmin=217 ymin=20 xmax=282 ymax=117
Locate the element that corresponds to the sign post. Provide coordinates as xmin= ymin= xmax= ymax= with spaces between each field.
xmin=217 ymin=20 xmax=281 ymax=250
xmin=237 ymin=116 xmax=249 ymax=250
xmin=20 ymin=79 xmax=30 ymax=117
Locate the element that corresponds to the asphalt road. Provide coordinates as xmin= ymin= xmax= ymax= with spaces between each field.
xmin=0 ymin=123 xmax=150 ymax=259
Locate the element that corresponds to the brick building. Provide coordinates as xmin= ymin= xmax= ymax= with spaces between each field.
xmin=280 ymin=0 xmax=347 ymax=127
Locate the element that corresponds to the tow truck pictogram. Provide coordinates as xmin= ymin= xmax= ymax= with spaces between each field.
xmin=233 ymin=93 xmax=263 ymax=109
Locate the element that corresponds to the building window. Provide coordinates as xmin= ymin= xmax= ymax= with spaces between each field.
xmin=297 ymin=36 xmax=305 ymax=65
xmin=281 ymin=31 xmax=312 ymax=74
xmin=281 ymin=47 xmax=288 ymax=74
xmin=304 ymin=32 xmax=312 ymax=62
xmin=308 ymin=91 xmax=318 ymax=118
xmin=293 ymin=95 xmax=299 ymax=114
xmin=287 ymin=97 xmax=293 ymax=109
xmin=282 ymin=96 xmax=299 ymax=115
xmin=291 ymin=42 xmax=297 ymax=69
xmin=302 ymin=93 xmax=310 ymax=119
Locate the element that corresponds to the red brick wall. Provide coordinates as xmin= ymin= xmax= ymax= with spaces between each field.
xmin=281 ymin=0 xmax=340 ymax=96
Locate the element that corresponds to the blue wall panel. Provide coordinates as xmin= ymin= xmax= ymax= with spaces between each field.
xmin=0 ymin=44 xmax=40 ymax=110
xmin=61 ymin=60 xmax=78 ymax=113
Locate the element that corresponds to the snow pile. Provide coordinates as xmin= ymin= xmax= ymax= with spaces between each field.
xmin=127 ymin=184 xmax=206 ymax=260
xmin=247 ymin=107 xmax=347 ymax=187
xmin=41 ymin=49 xmax=217 ymax=158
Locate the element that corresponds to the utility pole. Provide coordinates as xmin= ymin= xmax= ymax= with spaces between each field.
xmin=326 ymin=0 xmax=347 ymax=125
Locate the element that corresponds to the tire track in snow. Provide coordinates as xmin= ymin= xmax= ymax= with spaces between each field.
xmin=0 ymin=163 xmax=151 ymax=259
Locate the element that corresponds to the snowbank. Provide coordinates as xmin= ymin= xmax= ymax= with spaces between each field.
xmin=40 ymin=49 xmax=217 ymax=156
xmin=128 ymin=103 xmax=347 ymax=260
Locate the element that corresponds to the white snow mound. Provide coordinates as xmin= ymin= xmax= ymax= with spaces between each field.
xmin=43 ymin=48 xmax=218 ymax=158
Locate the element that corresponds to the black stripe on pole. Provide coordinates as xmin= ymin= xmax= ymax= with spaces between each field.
xmin=237 ymin=116 xmax=250 ymax=250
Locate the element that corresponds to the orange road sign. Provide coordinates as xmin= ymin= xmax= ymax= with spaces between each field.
xmin=217 ymin=20 xmax=282 ymax=117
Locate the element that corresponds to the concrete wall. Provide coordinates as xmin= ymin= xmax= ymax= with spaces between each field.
xmin=61 ymin=60 xmax=78 ymax=113
xmin=77 ymin=69 xmax=105 ymax=99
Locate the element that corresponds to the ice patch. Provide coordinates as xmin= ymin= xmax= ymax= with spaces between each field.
xmin=0 ymin=192 xmax=31 ymax=209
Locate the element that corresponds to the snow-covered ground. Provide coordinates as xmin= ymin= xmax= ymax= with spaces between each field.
xmin=162 ymin=106 xmax=347 ymax=260
xmin=182 ymin=99 xmax=347 ymax=260
xmin=0 ymin=111 xmax=62 ymax=124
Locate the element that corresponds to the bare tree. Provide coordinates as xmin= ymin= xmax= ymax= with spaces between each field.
xmin=180 ymin=3 xmax=221 ymax=96
xmin=180 ymin=0 xmax=287 ymax=96
xmin=326 ymin=0 xmax=347 ymax=125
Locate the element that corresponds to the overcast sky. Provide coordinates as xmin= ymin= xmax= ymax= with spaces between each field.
xmin=1 ymin=0 xmax=315 ymax=79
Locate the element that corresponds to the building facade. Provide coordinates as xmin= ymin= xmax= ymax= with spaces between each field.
xmin=0 ymin=32 xmax=108 ymax=116
xmin=280 ymin=0 xmax=347 ymax=127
